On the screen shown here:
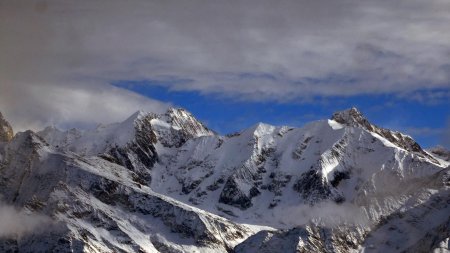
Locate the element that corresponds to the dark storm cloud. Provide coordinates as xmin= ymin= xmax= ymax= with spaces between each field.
xmin=1 ymin=0 xmax=449 ymax=130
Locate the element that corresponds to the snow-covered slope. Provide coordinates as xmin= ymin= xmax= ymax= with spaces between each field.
xmin=0 ymin=130 xmax=250 ymax=252
xmin=0 ymin=107 xmax=448 ymax=252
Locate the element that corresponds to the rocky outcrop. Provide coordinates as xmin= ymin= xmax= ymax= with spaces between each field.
xmin=332 ymin=107 xmax=373 ymax=130
xmin=0 ymin=112 xmax=13 ymax=142
xmin=293 ymin=170 xmax=332 ymax=204
xmin=166 ymin=108 xmax=214 ymax=139
xmin=153 ymin=108 xmax=214 ymax=148
xmin=219 ymin=176 xmax=260 ymax=209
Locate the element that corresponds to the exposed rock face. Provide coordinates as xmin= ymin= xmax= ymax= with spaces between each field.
xmin=293 ymin=170 xmax=332 ymax=203
xmin=332 ymin=107 xmax=373 ymax=130
xmin=219 ymin=176 xmax=260 ymax=209
xmin=0 ymin=112 xmax=13 ymax=142
xmin=107 ymin=113 xmax=159 ymax=185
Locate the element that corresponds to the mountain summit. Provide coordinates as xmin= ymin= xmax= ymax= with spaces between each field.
xmin=0 ymin=107 xmax=448 ymax=252
xmin=331 ymin=107 xmax=371 ymax=128
xmin=332 ymin=107 xmax=435 ymax=161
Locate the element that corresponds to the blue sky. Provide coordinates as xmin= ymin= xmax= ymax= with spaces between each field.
xmin=114 ymin=81 xmax=449 ymax=148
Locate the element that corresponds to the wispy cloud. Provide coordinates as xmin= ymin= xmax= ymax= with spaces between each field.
xmin=0 ymin=81 xmax=168 ymax=132
xmin=0 ymin=203 xmax=53 ymax=238
xmin=404 ymin=127 xmax=445 ymax=137
xmin=397 ymin=89 xmax=450 ymax=105
xmin=274 ymin=201 xmax=369 ymax=227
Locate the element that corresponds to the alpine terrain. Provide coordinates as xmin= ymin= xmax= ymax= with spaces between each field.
xmin=0 ymin=107 xmax=448 ymax=253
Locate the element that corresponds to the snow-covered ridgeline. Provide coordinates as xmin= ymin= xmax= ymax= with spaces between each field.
xmin=0 ymin=107 xmax=448 ymax=252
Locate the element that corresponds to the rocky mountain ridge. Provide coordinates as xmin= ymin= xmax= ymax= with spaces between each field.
xmin=0 ymin=112 xmax=13 ymax=142
xmin=0 ymin=107 xmax=448 ymax=252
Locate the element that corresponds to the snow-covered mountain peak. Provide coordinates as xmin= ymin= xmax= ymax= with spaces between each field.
xmin=163 ymin=107 xmax=214 ymax=138
xmin=0 ymin=111 xmax=14 ymax=142
xmin=331 ymin=107 xmax=372 ymax=129
xmin=331 ymin=108 xmax=441 ymax=165
xmin=36 ymin=107 xmax=215 ymax=155
xmin=242 ymin=122 xmax=277 ymax=138
xmin=1 ymin=108 xmax=450 ymax=252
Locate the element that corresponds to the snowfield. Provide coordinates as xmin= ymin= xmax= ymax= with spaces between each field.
xmin=0 ymin=107 xmax=448 ymax=252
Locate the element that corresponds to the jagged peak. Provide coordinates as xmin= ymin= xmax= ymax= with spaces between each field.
xmin=0 ymin=111 xmax=14 ymax=142
xmin=164 ymin=107 xmax=214 ymax=138
xmin=166 ymin=106 xmax=188 ymax=115
xmin=243 ymin=122 xmax=277 ymax=138
xmin=331 ymin=107 xmax=373 ymax=130
xmin=10 ymin=130 xmax=48 ymax=150
xmin=165 ymin=107 xmax=198 ymax=123
xmin=331 ymin=108 xmax=440 ymax=164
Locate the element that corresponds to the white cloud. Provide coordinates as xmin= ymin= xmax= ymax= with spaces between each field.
xmin=0 ymin=203 xmax=53 ymax=238
xmin=0 ymin=81 xmax=168 ymax=132
xmin=0 ymin=0 xmax=449 ymax=129
xmin=274 ymin=201 xmax=369 ymax=227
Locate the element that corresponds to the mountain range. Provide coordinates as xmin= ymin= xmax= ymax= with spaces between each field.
xmin=0 ymin=108 xmax=448 ymax=253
